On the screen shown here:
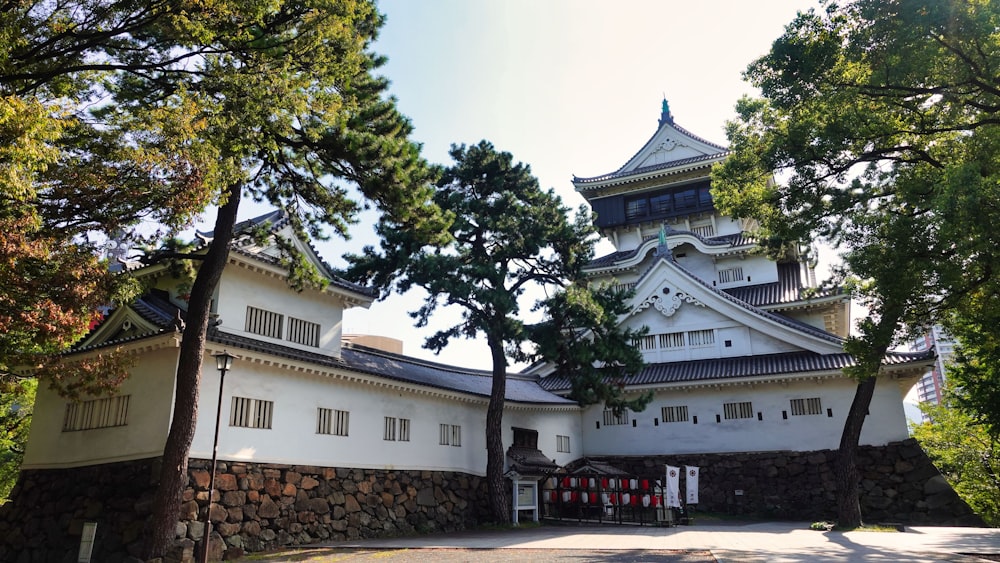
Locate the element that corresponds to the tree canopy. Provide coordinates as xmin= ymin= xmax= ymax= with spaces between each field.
xmin=911 ymin=398 xmax=1000 ymax=526
xmin=345 ymin=140 xmax=647 ymax=522
xmin=3 ymin=0 xmax=449 ymax=557
xmin=711 ymin=0 xmax=1000 ymax=527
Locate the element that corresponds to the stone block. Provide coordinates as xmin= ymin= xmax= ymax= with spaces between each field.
xmin=216 ymin=473 xmax=238 ymax=492
xmin=222 ymin=490 xmax=246 ymax=507
xmin=191 ymin=469 xmax=211 ymax=490
xmin=258 ymin=496 xmax=280 ymax=519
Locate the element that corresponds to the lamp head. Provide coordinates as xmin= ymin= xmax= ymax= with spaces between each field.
xmin=214 ymin=350 xmax=236 ymax=372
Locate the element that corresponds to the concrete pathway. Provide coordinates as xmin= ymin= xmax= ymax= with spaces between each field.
xmin=315 ymin=521 xmax=1000 ymax=562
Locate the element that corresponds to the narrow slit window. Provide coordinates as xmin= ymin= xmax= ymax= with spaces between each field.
xmin=62 ymin=395 xmax=130 ymax=432
xmin=317 ymin=408 xmax=349 ymax=436
xmin=287 ymin=317 xmax=321 ymax=347
xmin=660 ymin=405 xmax=689 ymax=423
xmin=231 ymin=397 xmax=273 ymax=429
xmin=723 ymin=401 xmax=754 ymax=420
xmin=245 ymin=306 xmax=283 ymax=339
xmin=790 ymin=397 xmax=823 ymax=416
xmin=556 ymin=435 xmax=570 ymax=453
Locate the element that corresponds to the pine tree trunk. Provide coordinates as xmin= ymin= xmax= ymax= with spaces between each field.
xmin=835 ymin=375 xmax=879 ymax=529
xmin=144 ymin=188 xmax=242 ymax=559
xmin=485 ymin=337 xmax=511 ymax=524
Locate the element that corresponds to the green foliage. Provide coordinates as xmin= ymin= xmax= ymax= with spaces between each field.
xmin=345 ymin=140 xmax=644 ymax=403
xmin=529 ymin=282 xmax=651 ymax=414
xmin=911 ymin=399 xmax=1000 ymax=526
xmin=344 ymin=140 xmax=645 ymax=522
xmin=1 ymin=0 xmax=451 ymax=375
xmin=4 ymin=1 xmax=451 ymax=555
xmin=713 ymin=0 xmax=1000 ymax=334
xmin=0 ymin=378 xmax=35 ymax=502
xmin=942 ymin=293 xmax=1000 ymax=438
xmin=711 ymin=0 xmax=1000 ymax=527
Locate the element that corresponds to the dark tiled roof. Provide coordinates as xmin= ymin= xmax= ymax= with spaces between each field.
xmin=71 ymin=291 xmax=181 ymax=352
xmin=507 ymin=446 xmax=559 ymax=475
xmin=538 ymin=349 xmax=935 ymax=392
xmin=130 ymin=289 xmax=182 ymax=328
xmin=570 ymin=460 xmax=631 ymax=476
xmin=209 ymin=331 xmax=576 ymax=406
xmin=667 ymin=258 xmax=845 ymax=345
xmin=201 ymin=209 xmax=375 ymax=298
xmin=585 ymin=232 xmax=754 ymax=270
xmin=587 ymin=247 xmax=843 ymax=345
xmin=574 ymin=153 xmax=727 ymax=185
xmin=723 ymin=263 xmax=843 ymax=307
xmin=574 ymin=119 xmax=728 ymax=186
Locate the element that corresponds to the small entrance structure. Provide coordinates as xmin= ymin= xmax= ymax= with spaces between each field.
xmin=542 ymin=459 xmax=672 ymax=526
xmin=505 ymin=428 xmax=560 ymax=525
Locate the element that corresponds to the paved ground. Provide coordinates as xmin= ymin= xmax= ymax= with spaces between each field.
xmin=237 ymin=521 xmax=1000 ymax=562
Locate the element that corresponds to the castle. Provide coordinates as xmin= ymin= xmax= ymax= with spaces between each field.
xmin=0 ymin=104 xmax=978 ymax=562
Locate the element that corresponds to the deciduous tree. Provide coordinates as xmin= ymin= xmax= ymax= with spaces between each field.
xmin=344 ymin=141 xmax=647 ymax=523
xmin=2 ymin=1 xmax=449 ymax=557
xmin=711 ymin=0 xmax=1000 ymax=527
xmin=911 ymin=398 xmax=1000 ymax=526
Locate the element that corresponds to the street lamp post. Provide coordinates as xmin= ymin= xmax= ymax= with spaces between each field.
xmin=201 ymin=350 xmax=235 ymax=563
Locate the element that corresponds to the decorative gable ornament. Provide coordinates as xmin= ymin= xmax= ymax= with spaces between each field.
xmin=631 ymin=286 xmax=704 ymax=317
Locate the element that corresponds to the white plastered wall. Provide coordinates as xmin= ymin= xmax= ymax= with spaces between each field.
xmin=22 ymin=346 xmax=179 ymax=469
xmin=579 ymin=374 xmax=911 ymax=457
xmin=189 ymin=359 xmax=581 ymax=476
xmin=216 ymin=265 xmax=345 ymax=357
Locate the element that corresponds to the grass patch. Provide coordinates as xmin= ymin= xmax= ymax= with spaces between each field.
xmin=810 ymin=521 xmax=901 ymax=532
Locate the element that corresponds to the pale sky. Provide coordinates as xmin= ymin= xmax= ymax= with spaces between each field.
xmin=260 ymin=0 xmax=827 ymax=369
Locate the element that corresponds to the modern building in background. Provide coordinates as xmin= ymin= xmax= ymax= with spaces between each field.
xmin=911 ymin=325 xmax=957 ymax=416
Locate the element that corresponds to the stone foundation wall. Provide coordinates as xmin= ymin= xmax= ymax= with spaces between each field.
xmin=0 ymin=458 xmax=489 ymax=563
xmin=0 ymin=440 xmax=984 ymax=562
xmin=576 ymin=439 xmax=982 ymax=526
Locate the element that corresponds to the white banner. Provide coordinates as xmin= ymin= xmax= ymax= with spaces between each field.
xmin=665 ymin=465 xmax=681 ymax=508
xmin=685 ymin=466 xmax=699 ymax=504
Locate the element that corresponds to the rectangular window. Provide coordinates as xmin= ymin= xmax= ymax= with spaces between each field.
xmin=661 ymin=405 xmax=689 ymax=423
xmin=790 ymin=397 xmax=823 ymax=416
xmin=625 ymin=196 xmax=648 ymax=219
xmin=287 ymin=317 xmax=321 ymax=347
xmin=718 ymin=267 xmax=744 ymax=284
xmin=317 ymin=408 xmax=349 ymax=436
xmin=723 ymin=401 xmax=754 ymax=420
xmin=658 ymin=332 xmax=685 ymax=349
xmin=674 ymin=189 xmax=698 ymax=211
xmin=556 ymin=435 xmax=571 ymax=453
xmin=688 ymin=329 xmax=716 ymax=347
xmin=245 ymin=306 xmax=283 ymax=339
xmin=383 ymin=417 xmax=410 ymax=441
xmin=384 ymin=416 xmax=396 ymax=441
xmin=650 ymin=192 xmax=673 ymax=215
xmin=231 ymin=396 xmax=273 ymax=429
xmin=698 ymin=185 xmax=713 ymax=207
xmin=602 ymin=408 xmax=630 ymax=426
xmin=440 ymin=423 xmax=461 ymax=446
xmin=614 ymin=281 xmax=637 ymax=294
xmin=634 ymin=334 xmax=657 ymax=351
xmin=691 ymin=223 xmax=716 ymax=237
xmin=62 ymin=395 xmax=130 ymax=432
